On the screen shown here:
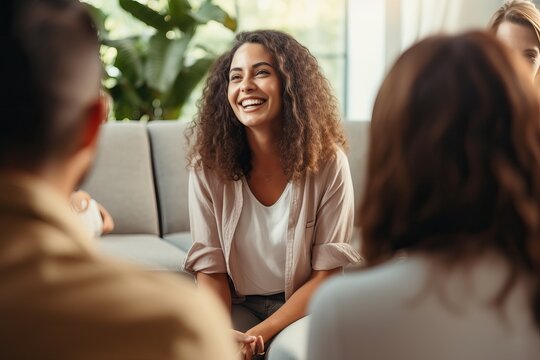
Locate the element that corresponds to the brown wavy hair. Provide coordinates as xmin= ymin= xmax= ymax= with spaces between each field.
xmin=187 ymin=30 xmax=347 ymax=181
xmin=359 ymin=31 xmax=540 ymax=324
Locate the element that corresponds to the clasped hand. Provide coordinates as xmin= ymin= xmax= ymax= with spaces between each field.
xmin=232 ymin=330 xmax=265 ymax=360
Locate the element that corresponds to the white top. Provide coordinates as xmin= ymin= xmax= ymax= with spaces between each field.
xmin=231 ymin=178 xmax=291 ymax=295
xmin=184 ymin=149 xmax=361 ymax=300
xmin=308 ymin=252 xmax=540 ymax=360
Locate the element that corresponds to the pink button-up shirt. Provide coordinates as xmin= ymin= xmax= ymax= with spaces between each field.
xmin=183 ymin=149 xmax=362 ymax=300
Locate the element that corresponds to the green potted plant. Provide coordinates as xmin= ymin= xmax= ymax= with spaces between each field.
xmin=86 ymin=0 xmax=237 ymax=120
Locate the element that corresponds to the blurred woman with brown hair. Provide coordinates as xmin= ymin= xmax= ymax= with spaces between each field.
xmin=308 ymin=31 xmax=540 ymax=360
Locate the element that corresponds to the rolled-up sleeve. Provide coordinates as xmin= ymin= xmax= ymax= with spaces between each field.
xmin=183 ymin=170 xmax=227 ymax=275
xmin=311 ymin=151 xmax=362 ymax=270
xmin=312 ymin=242 xmax=362 ymax=269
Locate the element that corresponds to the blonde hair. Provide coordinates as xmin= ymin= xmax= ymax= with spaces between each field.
xmin=489 ymin=0 xmax=540 ymax=46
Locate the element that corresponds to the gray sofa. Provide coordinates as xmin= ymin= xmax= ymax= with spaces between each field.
xmin=81 ymin=120 xmax=369 ymax=272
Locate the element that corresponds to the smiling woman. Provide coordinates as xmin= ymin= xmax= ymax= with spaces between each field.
xmin=227 ymin=44 xmax=283 ymax=135
xmin=183 ymin=30 xmax=361 ymax=360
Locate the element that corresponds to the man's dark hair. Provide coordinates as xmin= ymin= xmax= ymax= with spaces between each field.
xmin=0 ymin=0 xmax=100 ymax=169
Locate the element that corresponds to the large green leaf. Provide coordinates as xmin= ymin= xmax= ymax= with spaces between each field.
xmin=163 ymin=57 xmax=214 ymax=109
xmin=110 ymin=82 xmax=142 ymax=120
xmin=169 ymin=0 xmax=191 ymax=12
xmin=113 ymin=99 xmax=137 ymax=120
xmin=84 ymin=3 xmax=109 ymax=37
xmin=105 ymin=38 xmax=145 ymax=87
xmin=119 ymin=0 xmax=172 ymax=32
xmin=168 ymin=0 xmax=197 ymax=33
xmin=195 ymin=43 xmax=218 ymax=57
xmin=118 ymin=79 xmax=145 ymax=108
xmin=192 ymin=1 xmax=237 ymax=31
xmin=145 ymin=34 xmax=190 ymax=93
xmin=98 ymin=0 xmax=236 ymax=121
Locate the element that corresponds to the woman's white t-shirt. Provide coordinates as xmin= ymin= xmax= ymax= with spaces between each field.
xmin=232 ymin=178 xmax=291 ymax=296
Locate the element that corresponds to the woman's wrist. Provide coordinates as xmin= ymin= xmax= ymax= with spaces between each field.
xmin=246 ymin=318 xmax=279 ymax=343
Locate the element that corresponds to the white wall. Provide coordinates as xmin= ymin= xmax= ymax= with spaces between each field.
xmin=449 ymin=0 xmax=506 ymax=32
xmin=346 ymin=0 xmax=385 ymax=121
xmin=346 ymin=0 xmax=509 ymax=121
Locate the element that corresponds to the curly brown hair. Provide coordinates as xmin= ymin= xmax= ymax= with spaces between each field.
xmin=360 ymin=31 xmax=540 ymax=324
xmin=187 ymin=30 xmax=347 ymax=181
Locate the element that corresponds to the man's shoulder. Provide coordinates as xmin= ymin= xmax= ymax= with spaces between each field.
xmin=73 ymin=257 xmax=203 ymax=310
xmin=0 ymin=255 xmax=235 ymax=358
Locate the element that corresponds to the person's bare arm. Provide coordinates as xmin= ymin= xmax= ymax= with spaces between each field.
xmin=246 ymin=268 xmax=340 ymax=343
xmin=97 ymin=202 xmax=114 ymax=234
xmin=71 ymin=190 xmax=92 ymax=212
xmin=197 ymin=272 xmax=267 ymax=359
xmin=71 ymin=190 xmax=114 ymax=235
xmin=196 ymin=272 xmax=232 ymax=313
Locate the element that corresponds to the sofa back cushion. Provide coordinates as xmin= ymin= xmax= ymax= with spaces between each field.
xmin=81 ymin=122 xmax=160 ymax=235
xmin=82 ymin=121 xmax=370 ymax=238
xmin=147 ymin=121 xmax=191 ymax=234
xmin=148 ymin=120 xmax=370 ymax=235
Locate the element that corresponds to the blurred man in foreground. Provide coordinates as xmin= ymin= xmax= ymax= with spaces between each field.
xmin=0 ymin=1 xmax=236 ymax=358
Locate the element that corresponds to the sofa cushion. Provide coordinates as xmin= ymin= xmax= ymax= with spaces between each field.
xmin=147 ymin=121 xmax=191 ymax=235
xmin=81 ymin=122 xmax=160 ymax=235
xmin=99 ymin=234 xmax=186 ymax=272
xmin=163 ymin=232 xmax=193 ymax=252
